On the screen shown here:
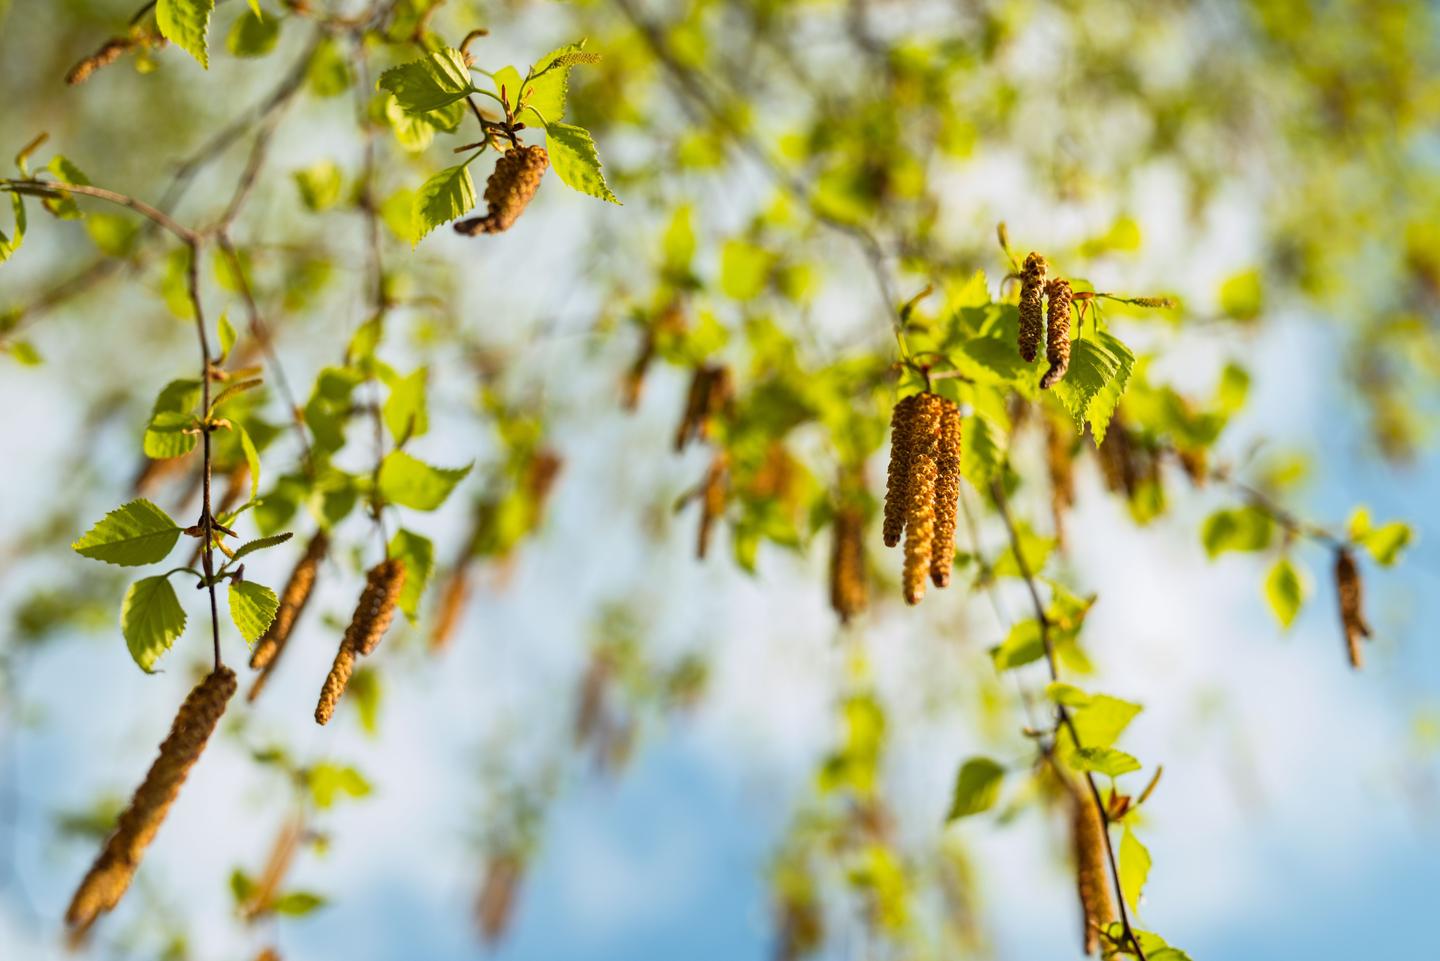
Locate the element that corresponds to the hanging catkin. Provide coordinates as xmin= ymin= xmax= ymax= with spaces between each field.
xmin=1070 ymin=784 xmax=1117 ymax=956
xmin=241 ymin=816 xmax=304 ymax=920
xmin=476 ymin=850 xmax=525 ymax=944
xmin=248 ymin=531 xmax=329 ymax=702
xmin=1046 ymin=416 xmax=1076 ymax=548
xmin=1335 ymin=548 xmax=1371 ymax=670
xmin=1018 ymin=252 xmax=1048 ymax=363
xmin=344 ymin=559 xmax=406 ymax=657
xmin=454 ymin=145 xmax=549 ymax=235
xmin=882 ymin=394 xmax=921 ymax=548
xmin=929 ymin=397 xmax=962 ymax=588
xmin=696 ymin=453 xmax=728 ymax=560
xmin=65 ymin=667 xmax=236 ymax=940
xmin=674 ymin=367 xmax=713 ymax=451
xmin=902 ymin=393 xmax=943 ymax=605
xmin=1041 ymin=278 xmax=1073 ymax=389
xmin=829 ymin=504 xmax=868 ymax=623
xmin=314 ymin=641 xmax=356 ymax=726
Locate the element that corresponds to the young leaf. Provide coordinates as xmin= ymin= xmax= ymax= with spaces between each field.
xmin=1263 ymin=557 xmax=1304 ymax=629
xmin=156 ymin=0 xmax=215 ymax=69
xmin=387 ymin=528 xmax=433 ymax=623
xmin=518 ymin=41 xmax=600 ymax=126
xmin=544 ymin=122 xmax=620 ymax=204
xmin=226 ymin=6 xmax=279 ymax=58
xmin=0 ymin=192 xmax=27 ymax=263
xmin=377 ymin=48 xmax=474 ymax=115
xmin=1070 ymin=746 xmax=1142 ymax=778
xmin=121 ymin=576 xmax=187 ymax=673
xmin=381 ymin=366 xmax=428 ymax=441
xmin=1052 ymin=331 xmax=1134 ymax=443
xmin=376 ymin=451 xmax=471 ymax=511
xmin=217 ymin=312 xmax=238 ymax=362
xmin=143 ymin=379 xmax=201 ymax=459
xmin=306 ymin=762 xmax=372 ymax=808
xmin=237 ymin=424 xmax=262 ymax=503
xmin=1357 ymin=520 xmax=1412 ymax=567
xmin=990 ymin=618 xmax=1044 ymax=670
xmin=959 ymin=413 xmax=1005 ymax=491
xmin=1201 ymin=506 xmax=1274 ymax=558
xmin=271 ymin=891 xmax=327 ymax=916
xmin=1067 ymin=692 xmax=1143 ymax=750
xmin=229 ymin=580 xmax=279 ymax=645
xmin=945 ymin=757 xmax=1005 ymax=820
xmin=293 ymin=160 xmax=343 ymax=212
xmin=1118 ymin=828 xmax=1152 ymax=914
xmin=412 ymin=163 xmax=477 ymax=244
xmin=73 ymin=500 xmax=183 ymax=566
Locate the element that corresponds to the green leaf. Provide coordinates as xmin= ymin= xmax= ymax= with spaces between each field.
xmin=156 ymin=0 xmax=215 ymax=69
xmin=1201 ymin=506 xmax=1274 ymax=558
xmin=380 ymin=188 xmax=419 ymax=244
xmin=376 ymin=451 xmax=471 ymax=511
xmin=381 ymin=366 xmax=428 ymax=441
xmin=293 ymin=160 xmax=343 ymax=212
xmin=1070 ymin=746 xmax=1142 ymax=778
xmin=412 ymin=163 xmax=476 ymax=244
xmin=217 ymin=312 xmax=238 ymax=362
xmin=349 ymin=666 xmax=382 ymax=736
xmin=719 ymin=239 xmax=774 ymax=300
xmin=945 ymin=757 xmax=1005 ymax=820
xmin=992 ymin=520 xmax=1054 ymax=578
xmin=1051 ymin=331 xmax=1134 ymax=443
xmin=73 ymin=500 xmax=183 ymax=566
xmin=121 ymin=576 xmax=187 ymax=672
xmin=271 ymin=891 xmax=327 ymax=916
xmin=1218 ymin=268 xmax=1263 ymax=322
xmin=143 ymin=379 xmax=201 ymax=459
xmin=229 ymin=868 xmax=256 ymax=905
xmin=1062 ymin=690 xmax=1143 ymax=750
xmin=959 ymin=413 xmax=1005 ymax=491
xmin=85 ymin=212 xmax=139 ymax=256
xmin=1263 ymin=557 xmax=1304 ymax=629
xmin=387 ymin=528 xmax=433 ymax=623
xmin=306 ymin=37 xmax=352 ymax=97
xmin=1357 ymin=521 xmax=1412 ymax=567
xmin=518 ymin=41 xmax=598 ymax=126
xmin=226 ymin=6 xmax=279 ymax=58
xmin=1118 ymin=828 xmax=1151 ymax=914
xmin=306 ymin=762 xmax=372 ymax=808
xmin=229 ymin=580 xmax=279 ymax=645
xmin=227 ymin=532 xmax=293 ymax=565
xmin=41 ymin=156 xmax=91 ymax=220
xmin=377 ymin=47 xmax=474 ymax=115
xmin=5 ymin=340 xmax=42 ymax=365
xmin=990 ymin=619 xmax=1044 ymax=671
xmin=544 ymin=121 xmax=620 ymax=204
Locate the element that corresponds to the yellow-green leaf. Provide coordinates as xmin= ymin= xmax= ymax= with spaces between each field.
xmin=156 ymin=0 xmax=215 ymax=69
xmin=545 ymin=121 xmax=619 ymax=204
xmin=121 ymin=576 xmax=187 ymax=672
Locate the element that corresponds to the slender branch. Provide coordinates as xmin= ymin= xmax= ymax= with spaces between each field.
xmin=1 ymin=180 xmax=193 ymax=243
xmin=989 ymin=480 xmax=1148 ymax=961
xmin=185 ymin=241 xmax=223 ymax=671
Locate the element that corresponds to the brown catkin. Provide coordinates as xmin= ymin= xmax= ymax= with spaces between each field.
xmin=1041 ymin=278 xmax=1073 ymax=389
xmin=1046 ymin=416 xmax=1076 ymax=547
xmin=66 ymin=38 xmax=131 ymax=85
xmin=829 ymin=505 xmax=868 ymax=624
xmin=65 ymin=668 xmax=236 ymax=940
xmin=254 ymin=950 xmax=281 ymax=961
xmin=476 ymin=851 xmax=525 ymax=944
xmin=314 ymin=641 xmax=356 ymax=726
xmin=1018 ymin=252 xmax=1048 ymax=363
xmin=248 ymin=531 xmax=329 ymax=682
xmin=696 ymin=453 xmax=728 ymax=560
xmin=882 ymin=394 xmax=921 ymax=548
xmin=1335 ymin=549 xmax=1371 ymax=670
xmin=242 ymin=816 xmax=304 ymax=920
xmin=902 ymin=393 xmax=943 ymax=605
xmin=454 ymin=146 xmax=548 ymax=235
xmin=344 ymin=559 xmax=406 ymax=658
xmin=929 ymin=397 xmax=962 ymax=588
xmin=674 ymin=367 xmax=713 ymax=451
xmin=1071 ymin=785 xmax=1117 ymax=956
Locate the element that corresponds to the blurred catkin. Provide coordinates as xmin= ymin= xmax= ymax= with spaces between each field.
xmin=829 ymin=504 xmax=868 ymax=623
xmin=929 ymin=397 xmax=962 ymax=588
xmin=1046 ymin=416 xmax=1076 ymax=547
xmin=1041 ymin=278 xmax=1073 ymax=389
xmin=454 ymin=146 xmax=548 ymax=235
xmin=882 ymin=394 xmax=920 ymax=548
xmin=65 ymin=668 xmax=236 ymax=940
xmin=902 ymin=393 xmax=943 ymax=605
xmin=345 ymin=559 xmax=406 ymax=658
xmin=1018 ymin=252 xmax=1048 ymax=363
xmin=1071 ymin=785 xmax=1117 ymax=956
xmin=674 ymin=365 xmax=730 ymax=451
xmin=696 ymin=453 xmax=728 ymax=559
xmin=476 ymin=851 xmax=525 ymax=944
xmin=248 ymin=530 xmax=329 ymax=700
xmin=1335 ymin=548 xmax=1371 ymax=669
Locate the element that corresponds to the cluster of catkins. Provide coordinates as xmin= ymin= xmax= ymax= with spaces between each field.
xmin=882 ymin=392 xmax=962 ymax=604
xmin=1017 ymin=252 xmax=1074 ymax=389
xmin=65 ymin=667 xmax=237 ymax=942
xmin=455 ymin=145 xmax=549 ymax=235
xmin=316 ymin=558 xmax=406 ymax=724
